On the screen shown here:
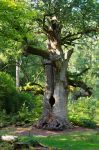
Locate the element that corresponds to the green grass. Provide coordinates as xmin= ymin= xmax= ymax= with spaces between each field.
xmin=18 ymin=131 xmax=99 ymax=150
xmin=36 ymin=132 xmax=99 ymax=150
xmin=0 ymin=130 xmax=99 ymax=149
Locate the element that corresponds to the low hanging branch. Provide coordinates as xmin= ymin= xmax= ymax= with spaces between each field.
xmin=20 ymin=82 xmax=44 ymax=95
xmin=68 ymin=79 xmax=92 ymax=96
xmin=23 ymin=46 xmax=50 ymax=59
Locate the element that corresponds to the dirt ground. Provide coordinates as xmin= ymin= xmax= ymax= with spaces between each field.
xmin=0 ymin=125 xmax=99 ymax=137
xmin=0 ymin=126 xmax=99 ymax=150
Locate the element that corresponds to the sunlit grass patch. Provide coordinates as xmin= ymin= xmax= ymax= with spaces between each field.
xmin=34 ymin=131 xmax=99 ymax=150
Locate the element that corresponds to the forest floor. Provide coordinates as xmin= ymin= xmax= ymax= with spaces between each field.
xmin=0 ymin=125 xmax=99 ymax=137
xmin=0 ymin=126 xmax=99 ymax=150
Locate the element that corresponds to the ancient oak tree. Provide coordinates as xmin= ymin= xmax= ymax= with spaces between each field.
xmin=23 ymin=0 xmax=99 ymax=130
xmin=1 ymin=0 xmax=98 ymax=130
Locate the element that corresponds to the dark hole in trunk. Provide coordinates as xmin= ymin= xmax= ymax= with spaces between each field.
xmin=56 ymin=123 xmax=60 ymax=127
xmin=49 ymin=96 xmax=55 ymax=107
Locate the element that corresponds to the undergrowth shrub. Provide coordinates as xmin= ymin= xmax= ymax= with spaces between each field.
xmin=0 ymin=71 xmax=43 ymax=127
xmin=68 ymin=97 xmax=96 ymax=128
xmin=0 ymin=72 xmax=27 ymax=113
xmin=0 ymin=110 xmax=10 ymax=127
xmin=16 ymin=95 xmax=43 ymax=125
xmin=0 ymin=71 xmax=17 ymax=113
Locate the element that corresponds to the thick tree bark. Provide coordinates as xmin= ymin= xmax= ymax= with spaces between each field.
xmin=36 ymin=16 xmax=72 ymax=130
xmin=37 ymin=59 xmax=72 ymax=130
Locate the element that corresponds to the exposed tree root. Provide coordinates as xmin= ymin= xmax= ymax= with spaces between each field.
xmin=36 ymin=116 xmax=73 ymax=131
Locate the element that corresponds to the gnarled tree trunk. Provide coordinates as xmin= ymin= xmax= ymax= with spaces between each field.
xmin=37 ymin=58 xmax=72 ymax=130
xmin=24 ymin=15 xmax=93 ymax=130
xmin=37 ymin=16 xmax=72 ymax=130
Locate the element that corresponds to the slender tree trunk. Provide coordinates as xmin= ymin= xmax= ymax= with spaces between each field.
xmin=16 ymin=59 xmax=21 ymax=88
xmin=37 ymin=16 xmax=72 ymax=130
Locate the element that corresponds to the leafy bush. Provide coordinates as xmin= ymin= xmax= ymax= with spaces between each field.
xmin=16 ymin=95 xmax=43 ymax=125
xmin=0 ymin=142 xmax=13 ymax=150
xmin=68 ymin=97 xmax=97 ymax=128
xmin=0 ymin=72 xmax=26 ymax=113
xmin=0 ymin=71 xmax=17 ymax=113
xmin=80 ymin=118 xmax=96 ymax=128
xmin=0 ymin=72 xmax=35 ymax=113
xmin=0 ymin=71 xmax=43 ymax=127
xmin=70 ymin=117 xmax=96 ymax=128
xmin=0 ymin=110 xmax=10 ymax=127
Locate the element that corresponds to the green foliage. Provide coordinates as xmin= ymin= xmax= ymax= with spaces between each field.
xmin=79 ymin=118 xmax=96 ymax=128
xmin=68 ymin=98 xmax=97 ymax=128
xmin=0 ymin=95 xmax=42 ymax=127
xmin=0 ymin=0 xmax=40 ymax=60
xmin=0 ymin=72 xmax=25 ymax=114
xmin=0 ymin=142 xmax=13 ymax=150
xmin=0 ymin=71 xmax=43 ymax=127
xmin=17 ymin=95 xmax=43 ymax=124
xmin=0 ymin=110 xmax=10 ymax=127
xmin=0 ymin=71 xmax=17 ymax=113
xmin=19 ymin=55 xmax=45 ymax=86
xmin=21 ymin=82 xmax=44 ymax=95
xmin=0 ymin=71 xmax=42 ymax=123
xmin=38 ymin=0 xmax=99 ymax=33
